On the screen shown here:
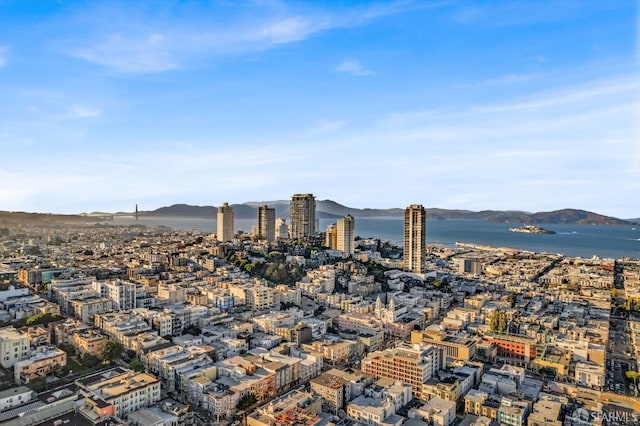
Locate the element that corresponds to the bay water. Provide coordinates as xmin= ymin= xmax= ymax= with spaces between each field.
xmin=108 ymin=216 xmax=639 ymax=259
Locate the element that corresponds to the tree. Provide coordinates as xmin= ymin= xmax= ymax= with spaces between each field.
xmin=19 ymin=312 xmax=64 ymax=328
xmin=508 ymin=292 xmax=517 ymax=308
xmin=81 ymin=353 xmax=101 ymax=368
xmin=102 ymin=340 xmax=124 ymax=364
xmin=237 ymin=393 xmax=258 ymax=410
xmin=58 ymin=344 xmax=76 ymax=357
xmin=489 ymin=311 xmax=508 ymax=334
xmin=129 ymin=360 xmax=145 ymax=372
xmin=54 ymin=365 xmax=71 ymax=378
xmin=27 ymin=376 xmax=47 ymax=392
xmin=625 ymin=370 xmax=640 ymax=387
xmin=280 ymin=301 xmax=299 ymax=310
xmin=489 ymin=311 xmax=499 ymax=332
xmin=498 ymin=312 xmax=508 ymax=334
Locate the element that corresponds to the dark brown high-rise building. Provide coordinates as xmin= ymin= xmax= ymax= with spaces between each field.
xmin=290 ymin=193 xmax=315 ymax=239
xmin=404 ymin=204 xmax=426 ymax=273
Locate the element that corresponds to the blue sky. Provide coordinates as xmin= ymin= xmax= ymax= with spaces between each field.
xmin=0 ymin=0 xmax=638 ymax=218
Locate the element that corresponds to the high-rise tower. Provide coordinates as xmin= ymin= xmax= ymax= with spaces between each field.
xmin=290 ymin=193 xmax=316 ymax=239
xmin=404 ymin=204 xmax=426 ymax=273
xmin=325 ymin=223 xmax=337 ymax=249
xmin=217 ymin=202 xmax=234 ymax=242
xmin=257 ymin=205 xmax=276 ymax=243
xmin=276 ymin=218 xmax=289 ymax=239
xmin=336 ymin=215 xmax=355 ymax=255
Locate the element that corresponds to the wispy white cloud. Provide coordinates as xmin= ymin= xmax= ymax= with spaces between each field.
xmin=477 ymin=72 xmax=541 ymax=86
xmin=64 ymin=1 xmax=418 ymax=73
xmin=473 ymin=75 xmax=639 ymax=113
xmin=69 ymin=103 xmax=102 ymax=118
xmin=333 ymin=60 xmax=374 ymax=77
xmin=73 ymin=33 xmax=177 ymax=73
xmin=1 ymin=71 xmax=637 ymax=217
xmin=330 ymin=73 xmax=639 ymax=215
xmin=309 ymin=119 xmax=350 ymax=134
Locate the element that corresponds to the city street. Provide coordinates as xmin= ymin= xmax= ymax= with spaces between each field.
xmin=607 ymin=317 xmax=638 ymax=398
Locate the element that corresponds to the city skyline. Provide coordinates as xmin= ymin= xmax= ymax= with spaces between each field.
xmin=0 ymin=1 xmax=638 ymax=218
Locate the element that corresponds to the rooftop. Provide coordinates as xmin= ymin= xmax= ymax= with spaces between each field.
xmin=0 ymin=385 xmax=32 ymax=400
xmin=311 ymin=373 xmax=348 ymax=390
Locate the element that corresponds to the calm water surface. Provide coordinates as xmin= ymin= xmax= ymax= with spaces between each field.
xmin=109 ymin=216 xmax=640 ymax=259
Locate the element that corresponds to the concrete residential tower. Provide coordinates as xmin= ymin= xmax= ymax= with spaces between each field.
xmin=217 ymin=202 xmax=234 ymax=242
xmin=404 ymin=204 xmax=426 ymax=273
xmin=258 ymin=205 xmax=276 ymax=242
xmin=290 ymin=193 xmax=316 ymax=239
xmin=336 ymin=215 xmax=355 ymax=255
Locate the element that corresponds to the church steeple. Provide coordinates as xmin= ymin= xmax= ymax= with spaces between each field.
xmin=375 ymin=295 xmax=383 ymax=318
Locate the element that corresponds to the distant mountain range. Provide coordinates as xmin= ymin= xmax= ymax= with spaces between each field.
xmin=0 ymin=201 xmax=634 ymax=227
xmin=134 ymin=201 xmax=635 ymax=226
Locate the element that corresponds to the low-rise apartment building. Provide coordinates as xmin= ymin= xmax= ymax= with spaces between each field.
xmin=0 ymin=326 xmax=30 ymax=368
xmin=14 ymin=346 xmax=67 ymax=383
xmin=73 ymin=329 xmax=108 ymax=357
xmin=0 ymin=386 xmax=34 ymax=411
xmin=77 ymin=368 xmax=161 ymax=418
xmin=69 ymin=296 xmax=114 ymax=323
xmin=361 ymin=344 xmax=442 ymax=399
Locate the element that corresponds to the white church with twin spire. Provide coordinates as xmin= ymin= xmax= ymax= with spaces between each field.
xmin=374 ymin=295 xmax=407 ymax=324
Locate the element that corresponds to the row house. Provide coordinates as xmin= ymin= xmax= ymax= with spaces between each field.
xmin=203 ymin=383 xmax=239 ymax=424
xmin=69 ymin=296 xmax=114 ymax=324
xmin=73 ymin=329 xmax=109 ymax=357
xmin=305 ymin=339 xmax=364 ymax=366
xmin=52 ymin=317 xmax=89 ymax=345
xmin=94 ymin=311 xmax=153 ymax=349
xmin=346 ymin=380 xmax=412 ymax=426
xmin=247 ymin=390 xmax=322 ymax=426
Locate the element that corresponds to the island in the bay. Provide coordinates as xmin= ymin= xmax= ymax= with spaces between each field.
xmin=508 ymin=224 xmax=557 ymax=234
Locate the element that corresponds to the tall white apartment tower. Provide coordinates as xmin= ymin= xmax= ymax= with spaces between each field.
xmin=290 ymin=193 xmax=316 ymax=239
xmin=257 ymin=205 xmax=276 ymax=242
xmin=217 ymin=202 xmax=234 ymax=242
xmin=404 ymin=204 xmax=426 ymax=273
xmin=275 ymin=218 xmax=289 ymax=239
xmin=336 ymin=215 xmax=355 ymax=255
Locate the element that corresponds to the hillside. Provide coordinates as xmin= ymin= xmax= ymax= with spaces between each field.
xmin=2 ymin=202 xmax=631 ymax=226
xmin=527 ymin=209 xmax=631 ymax=226
xmin=138 ymin=202 xmax=634 ymax=225
xmin=0 ymin=211 xmax=105 ymax=226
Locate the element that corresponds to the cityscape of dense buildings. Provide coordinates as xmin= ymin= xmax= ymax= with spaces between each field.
xmin=0 ymin=193 xmax=638 ymax=426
